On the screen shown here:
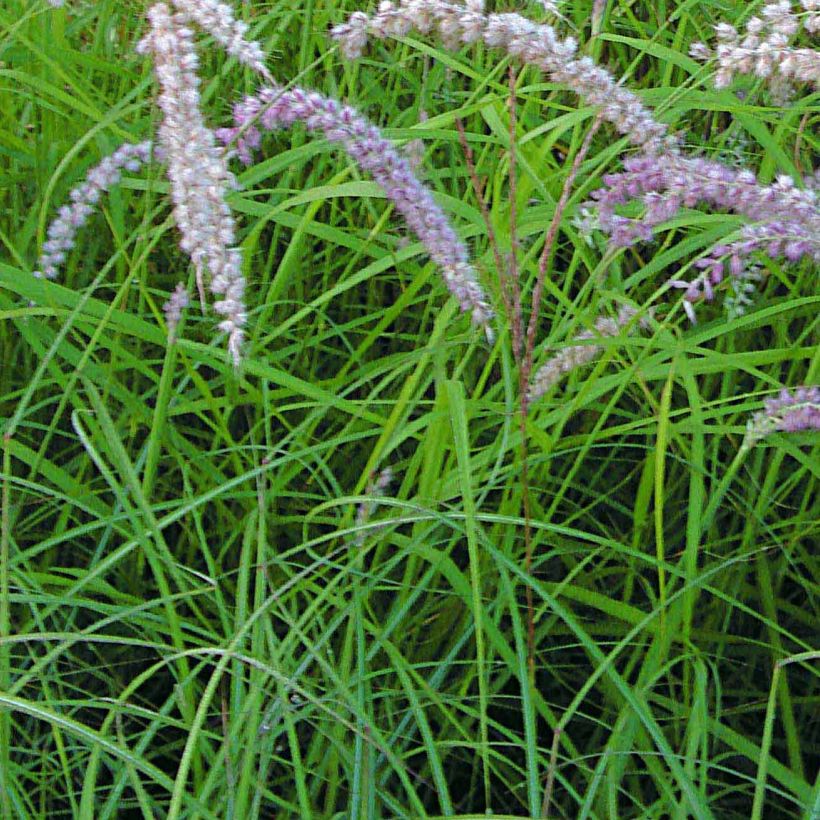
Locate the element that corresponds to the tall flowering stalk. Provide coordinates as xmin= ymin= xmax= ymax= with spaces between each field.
xmin=527 ymin=305 xmax=649 ymax=401
xmin=40 ymin=0 xmax=271 ymax=364
xmin=336 ymin=1 xmax=819 ymax=324
xmin=49 ymin=0 xmax=272 ymax=78
xmin=167 ymin=0 xmax=271 ymax=78
xmin=137 ymin=3 xmax=246 ymax=365
xmin=216 ymin=85 xmax=494 ymax=332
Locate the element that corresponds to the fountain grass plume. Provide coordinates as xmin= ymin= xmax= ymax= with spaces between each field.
xmin=163 ymin=282 xmax=190 ymax=343
xmin=169 ymin=0 xmax=272 ymax=79
xmin=527 ymin=304 xmax=651 ymax=402
xmin=138 ymin=2 xmax=247 ymax=366
xmin=51 ymin=0 xmax=275 ymax=79
xmin=217 ymin=84 xmax=494 ymax=334
xmin=332 ymin=0 xmax=673 ymax=153
xmin=584 ymin=152 xmax=820 ymax=318
xmin=803 ymin=0 xmax=820 ymax=32
xmin=34 ymin=140 xmax=154 ymax=280
xmin=692 ymin=0 xmax=820 ymax=98
xmin=336 ymin=2 xmax=818 ymax=325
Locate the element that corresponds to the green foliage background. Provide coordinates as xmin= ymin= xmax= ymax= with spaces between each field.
xmin=0 ymin=0 xmax=817 ymax=817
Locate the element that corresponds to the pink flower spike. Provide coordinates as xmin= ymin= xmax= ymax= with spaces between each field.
xmin=139 ymin=3 xmax=247 ymax=367
xmin=218 ymin=84 xmax=494 ymax=334
xmin=744 ymin=385 xmax=820 ymax=448
xmin=35 ymin=141 xmax=153 ymax=281
xmin=332 ymin=0 xmax=672 ymax=152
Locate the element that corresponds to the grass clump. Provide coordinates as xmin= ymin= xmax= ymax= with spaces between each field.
xmin=1 ymin=0 xmax=817 ymax=817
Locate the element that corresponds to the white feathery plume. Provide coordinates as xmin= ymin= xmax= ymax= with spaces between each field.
xmin=138 ymin=3 xmax=247 ymax=366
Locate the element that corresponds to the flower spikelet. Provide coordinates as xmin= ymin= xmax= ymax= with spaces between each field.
xmin=217 ymin=84 xmax=494 ymax=333
xmin=802 ymin=0 xmax=820 ymax=33
xmin=332 ymin=0 xmax=671 ymax=152
xmin=35 ymin=141 xmax=154 ymax=280
xmin=585 ymin=152 xmax=820 ymax=317
xmin=528 ymin=305 xmax=649 ymax=401
xmin=138 ymin=3 xmax=246 ymax=366
xmin=163 ymin=282 xmax=190 ymax=342
xmin=743 ymin=385 xmax=820 ymax=448
xmin=169 ymin=0 xmax=271 ymax=78
xmin=693 ymin=1 xmax=820 ymax=96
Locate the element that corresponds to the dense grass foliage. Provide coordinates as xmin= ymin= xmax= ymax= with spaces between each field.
xmin=1 ymin=0 xmax=818 ymax=817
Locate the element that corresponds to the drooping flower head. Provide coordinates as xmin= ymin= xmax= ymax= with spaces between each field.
xmin=528 ymin=305 xmax=651 ymax=401
xmin=34 ymin=141 xmax=154 ymax=281
xmin=332 ymin=0 xmax=673 ymax=153
xmin=217 ymin=84 xmax=494 ymax=334
xmin=691 ymin=0 xmax=820 ymax=99
xmin=584 ymin=152 xmax=820 ymax=320
xmin=168 ymin=0 xmax=272 ymax=78
xmin=138 ymin=3 xmax=247 ymax=366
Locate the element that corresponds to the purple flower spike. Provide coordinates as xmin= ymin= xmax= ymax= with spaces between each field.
xmin=35 ymin=141 xmax=153 ymax=280
xmin=585 ymin=151 xmax=820 ymax=320
xmin=528 ymin=305 xmax=651 ymax=401
xmin=169 ymin=0 xmax=271 ymax=79
xmin=332 ymin=0 xmax=672 ymax=152
xmin=744 ymin=385 xmax=820 ymax=448
xmin=218 ymin=84 xmax=494 ymax=334
xmin=163 ymin=282 xmax=190 ymax=343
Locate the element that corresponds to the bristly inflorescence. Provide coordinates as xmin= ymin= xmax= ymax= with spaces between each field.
xmin=37 ymin=0 xmax=818 ymax=425
xmin=743 ymin=385 xmax=820 ymax=448
xmin=41 ymin=0 xmax=273 ymax=366
xmin=137 ymin=3 xmax=247 ymax=366
xmin=527 ymin=305 xmax=651 ymax=402
xmin=163 ymin=282 xmax=190 ymax=343
xmin=216 ymin=84 xmax=494 ymax=334
xmin=40 ymin=0 xmax=496 ymax=358
xmin=331 ymin=0 xmax=674 ymax=153
xmin=34 ymin=141 xmax=154 ymax=280
xmin=51 ymin=0 xmax=271 ymax=77
xmin=692 ymin=0 xmax=820 ymax=100
xmin=167 ymin=0 xmax=272 ymax=79
xmin=333 ymin=1 xmax=817 ymax=326
xmin=585 ymin=153 xmax=820 ymax=320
